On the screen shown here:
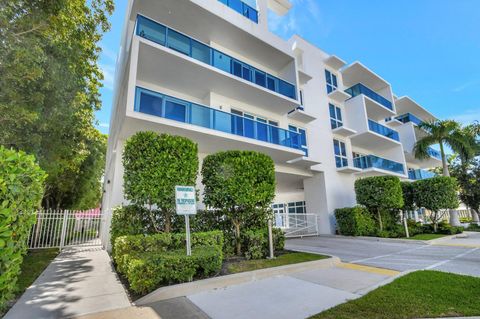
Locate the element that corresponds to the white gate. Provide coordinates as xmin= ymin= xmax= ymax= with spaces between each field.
xmin=28 ymin=209 xmax=107 ymax=250
xmin=275 ymin=213 xmax=319 ymax=238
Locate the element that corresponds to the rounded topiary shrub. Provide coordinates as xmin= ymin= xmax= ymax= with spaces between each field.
xmin=122 ymin=132 xmax=198 ymax=233
xmin=335 ymin=206 xmax=376 ymax=236
xmin=0 ymin=147 xmax=46 ymax=310
xmin=201 ymin=150 xmax=275 ymax=256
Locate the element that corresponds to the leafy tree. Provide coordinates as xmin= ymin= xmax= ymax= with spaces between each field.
xmin=451 ymin=158 xmax=480 ymax=220
xmin=414 ymin=120 xmax=476 ymax=177
xmin=0 ymin=0 xmax=114 ymax=209
xmin=401 ymin=181 xmax=416 ymax=212
xmin=122 ymin=132 xmax=199 ymax=233
xmin=355 ymin=176 xmax=404 ymax=231
xmin=0 ymin=147 xmax=46 ymax=310
xmin=202 ymin=151 xmax=275 ymax=256
xmin=414 ymin=176 xmax=459 ymax=232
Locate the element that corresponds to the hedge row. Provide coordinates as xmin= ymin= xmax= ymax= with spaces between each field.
xmin=0 ymin=147 xmax=46 ymax=310
xmin=334 ymin=206 xmax=376 ymax=236
xmin=113 ymin=231 xmax=224 ymax=294
xmin=242 ymin=228 xmax=285 ymax=260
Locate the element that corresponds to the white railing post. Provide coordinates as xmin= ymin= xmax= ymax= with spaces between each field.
xmin=59 ymin=210 xmax=69 ymax=250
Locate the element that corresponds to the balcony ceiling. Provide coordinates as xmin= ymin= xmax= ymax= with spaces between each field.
xmin=350 ymin=131 xmax=401 ymax=151
xmin=395 ymin=96 xmax=437 ymax=122
xmin=137 ymin=40 xmax=298 ymax=114
xmin=342 ymin=62 xmax=390 ymax=91
xmin=132 ymin=0 xmax=294 ymax=72
xmin=404 ymin=152 xmax=442 ymax=169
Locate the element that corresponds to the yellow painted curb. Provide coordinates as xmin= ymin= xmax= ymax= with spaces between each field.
xmin=337 ymin=262 xmax=400 ymax=276
xmin=432 ymin=243 xmax=480 ymax=248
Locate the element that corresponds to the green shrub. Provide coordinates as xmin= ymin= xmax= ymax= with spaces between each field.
xmin=335 ymin=206 xmax=376 ymax=236
xmin=242 ymin=228 xmax=285 ymax=260
xmin=123 ymin=132 xmax=198 ymax=232
xmin=202 ymin=150 xmax=275 ymax=255
xmin=110 ymin=205 xmax=156 ymax=251
xmin=0 ymin=147 xmax=46 ymax=310
xmin=414 ymin=177 xmax=459 ymax=232
xmin=407 ymin=220 xmax=424 ymax=236
xmin=124 ymin=246 xmax=222 ymax=294
xmin=355 ymin=176 xmax=404 ymax=231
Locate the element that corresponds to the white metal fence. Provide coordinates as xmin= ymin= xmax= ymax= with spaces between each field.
xmin=275 ymin=213 xmax=319 ymax=237
xmin=28 ymin=209 xmax=107 ymax=249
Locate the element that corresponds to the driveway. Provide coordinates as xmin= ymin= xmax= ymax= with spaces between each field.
xmin=286 ymin=232 xmax=480 ymax=277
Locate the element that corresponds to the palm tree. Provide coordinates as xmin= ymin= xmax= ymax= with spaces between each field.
xmin=413 ymin=120 xmax=475 ymax=177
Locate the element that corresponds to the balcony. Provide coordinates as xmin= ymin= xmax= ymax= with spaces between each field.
xmin=354 ymin=155 xmax=405 ymax=176
xmin=133 ymin=87 xmax=306 ymax=154
xmin=396 ymin=113 xmax=423 ymax=126
xmin=135 ymin=15 xmax=296 ymax=100
xmin=427 ymin=147 xmax=441 ymax=160
xmin=345 ymin=83 xmax=393 ymax=111
xmin=368 ymin=119 xmax=400 ymax=141
xmin=408 ymin=169 xmax=436 ymax=180
xmin=218 ymin=0 xmax=258 ymax=23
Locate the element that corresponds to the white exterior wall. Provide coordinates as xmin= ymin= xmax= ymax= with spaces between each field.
xmin=102 ymin=0 xmax=441 ymax=237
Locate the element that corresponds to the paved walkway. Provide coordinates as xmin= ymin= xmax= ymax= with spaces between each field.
xmin=4 ymin=246 xmax=130 ymax=319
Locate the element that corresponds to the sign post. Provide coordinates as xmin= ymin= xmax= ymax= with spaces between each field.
xmin=175 ymin=186 xmax=196 ymax=256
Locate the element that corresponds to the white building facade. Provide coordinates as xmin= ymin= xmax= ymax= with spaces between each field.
xmin=103 ymin=0 xmax=442 ymax=236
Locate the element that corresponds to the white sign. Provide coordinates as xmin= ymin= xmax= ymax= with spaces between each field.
xmin=175 ymin=186 xmax=196 ymax=215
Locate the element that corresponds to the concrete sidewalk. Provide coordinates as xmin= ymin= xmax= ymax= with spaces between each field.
xmin=4 ymin=246 xmax=131 ymax=319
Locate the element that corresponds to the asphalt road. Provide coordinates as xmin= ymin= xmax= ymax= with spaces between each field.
xmin=286 ymin=234 xmax=480 ymax=277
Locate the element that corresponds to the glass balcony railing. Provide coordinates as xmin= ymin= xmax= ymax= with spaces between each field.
xmin=345 ymin=83 xmax=393 ymax=110
xmin=368 ymin=119 xmax=400 ymax=141
xmin=408 ymin=169 xmax=436 ymax=180
xmin=218 ymin=0 xmax=258 ymax=23
xmin=427 ymin=147 xmax=441 ymax=160
xmin=134 ymin=87 xmax=306 ymax=153
xmin=353 ymin=155 xmax=405 ymax=175
xmin=135 ymin=15 xmax=296 ymax=100
xmin=396 ymin=113 xmax=423 ymax=126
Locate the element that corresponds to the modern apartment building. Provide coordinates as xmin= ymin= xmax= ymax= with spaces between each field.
xmin=102 ymin=0 xmax=442 ymax=237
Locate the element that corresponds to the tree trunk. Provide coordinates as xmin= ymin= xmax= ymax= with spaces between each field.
xmin=439 ymin=142 xmax=450 ymax=177
xmin=164 ymin=210 xmax=171 ymax=233
xmin=234 ymin=220 xmax=241 ymax=256
xmin=377 ymin=209 xmax=383 ymax=231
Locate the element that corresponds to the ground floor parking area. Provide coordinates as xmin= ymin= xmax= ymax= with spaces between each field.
xmin=286 ymin=232 xmax=480 ymax=277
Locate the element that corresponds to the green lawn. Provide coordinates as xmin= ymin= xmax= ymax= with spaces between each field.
xmin=15 ymin=249 xmax=58 ymax=295
xmin=311 ymin=270 xmax=480 ymax=319
xmin=405 ymin=233 xmax=448 ymax=240
xmin=227 ymin=252 xmax=329 ymax=274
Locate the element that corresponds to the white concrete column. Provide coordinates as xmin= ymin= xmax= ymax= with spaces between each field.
xmin=471 ymin=209 xmax=480 ymax=225
xmin=303 ymin=173 xmax=332 ymax=234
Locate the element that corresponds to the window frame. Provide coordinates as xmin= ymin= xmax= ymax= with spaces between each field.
xmin=333 ymin=139 xmax=348 ymax=168
xmin=329 ymin=103 xmax=343 ymax=129
xmin=325 ymin=69 xmax=338 ymax=94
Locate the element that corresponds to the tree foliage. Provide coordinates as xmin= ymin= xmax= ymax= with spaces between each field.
xmin=201 ymin=151 xmax=275 ymax=255
xmin=122 ymin=132 xmax=199 ymax=232
xmin=451 ymin=158 xmax=480 ymax=215
xmin=414 ymin=176 xmax=459 ymax=232
xmin=401 ymin=181 xmax=416 ymax=212
xmin=0 ymin=0 xmax=114 ymax=209
xmin=0 ymin=147 xmax=46 ymax=310
xmin=355 ymin=176 xmax=404 ymax=231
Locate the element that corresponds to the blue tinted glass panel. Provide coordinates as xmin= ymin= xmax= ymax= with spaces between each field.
xmin=167 ymin=29 xmax=190 ymax=55
xmin=229 ymin=0 xmax=243 ymax=12
xmin=242 ymin=65 xmax=251 ymax=81
xmin=257 ymin=122 xmax=268 ymax=141
xmin=267 ymin=76 xmax=276 ymax=91
xmin=279 ymin=80 xmax=296 ymax=99
xmin=232 ymin=60 xmax=242 ymax=77
xmin=214 ymin=111 xmax=232 ymax=133
xmin=299 ymin=129 xmax=307 ymax=146
xmin=138 ymin=92 xmax=163 ymax=116
xmin=255 ymin=70 xmax=266 ymax=87
xmin=232 ymin=115 xmax=244 ymax=136
xmin=270 ymin=126 xmax=280 ymax=144
xmin=329 ymin=104 xmax=335 ymax=118
xmin=190 ymin=104 xmax=211 ymax=128
xmin=212 ymin=50 xmax=231 ymax=73
xmin=325 ymin=70 xmax=331 ymax=84
xmin=244 ymin=118 xmax=255 ymax=138
xmin=191 ymin=40 xmax=210 ymax=64
xmin=332 ymin=74 xmax=338 ymax=87
xmin=164 ymin=99 xmax=186 ymax=122
xmin=136 ymin=16 xmax=166 ymax=45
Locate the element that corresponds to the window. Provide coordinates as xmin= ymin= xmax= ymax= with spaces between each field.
xmin=333 ymin=139 xmax=348 ymax=168
xmin=329 ymin=104 xmax=343 ymax=129
xmin=325 ymin=69 xmax=338 ymax=94
xmin=289 ymin=125 xmax=307 ymax=147
xmin=288 ymin=201 xmax=306 ymax=214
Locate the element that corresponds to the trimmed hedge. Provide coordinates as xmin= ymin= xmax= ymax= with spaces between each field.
xmin=124 ymin=246 xmax=222 ymax=294
xmin=0 ymin=147 xmax=46 ymax=310
xmin=242 ymin=228 xmax=285 ymax=260
xmin=113 ymin=231 xmax=224 ymax=292
xmin=335 ymin=206 xmax=376 ymax=236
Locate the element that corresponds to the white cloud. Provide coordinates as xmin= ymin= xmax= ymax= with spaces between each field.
xmin=100 ymin=63 xmax=115 ymax=91
xmin=450 ymin=108 xmax=480 ymax=125
xmin=452 ymin=80 xmax=477 ymax=93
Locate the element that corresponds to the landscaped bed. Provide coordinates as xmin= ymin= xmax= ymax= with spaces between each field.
xmin=405 ymin=233 xmax=448 ymax=240
xmin=310 ymin=270 xmax=480 ymax=319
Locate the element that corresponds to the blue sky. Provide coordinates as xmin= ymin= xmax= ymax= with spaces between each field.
xmin=95 ymin=0 xmax=480 ymax=134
